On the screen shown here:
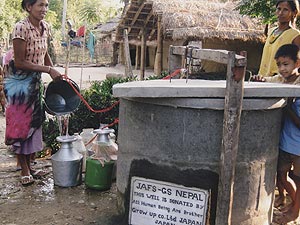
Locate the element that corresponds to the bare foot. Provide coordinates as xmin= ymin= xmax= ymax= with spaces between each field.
xmin=274 ymin=196 xmax=286 ymax=208
xmin=278 ymin=209 xmax=299 ymax=224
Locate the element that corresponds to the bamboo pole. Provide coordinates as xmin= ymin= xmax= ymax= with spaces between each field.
xmin=80 ymin=24 xmax=86 ymax=89
xmin=135 ymin=45 xmax=140 ymax=70
xmin=154 ymin=14 xmax=163 ymax=75
xmin=62 ymin=0 xmax=67 ymax=40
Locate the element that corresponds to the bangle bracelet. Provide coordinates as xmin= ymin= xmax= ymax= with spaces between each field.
xmin=47 ymin=66 xmax=51 ymax=73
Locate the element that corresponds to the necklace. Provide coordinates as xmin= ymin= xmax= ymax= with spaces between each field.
xmin=268 ymin=27 xmax=290 ymax=44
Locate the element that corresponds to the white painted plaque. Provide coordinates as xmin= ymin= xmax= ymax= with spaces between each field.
xmin=129 ymin=177 xmax=209 ymax=225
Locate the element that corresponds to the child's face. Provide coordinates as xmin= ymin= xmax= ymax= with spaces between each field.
xmin=276 ymin=56 xmax=299 ymax=79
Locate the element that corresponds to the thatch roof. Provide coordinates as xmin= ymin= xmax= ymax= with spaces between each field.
xmin=93 ymin=17 xmax=121 ymax=39
xmin=116 ymin=0 xmax=265 ymax=45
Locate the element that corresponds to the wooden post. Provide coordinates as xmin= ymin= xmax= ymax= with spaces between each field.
xmin=112 ymin=42 xmax=118 ymax=65
xmin=80 ymin=24 xmax=86 ymax=89
xmin=154 ymin=14 xmax=163 ymax=75
xmin=215 ymin=51 xmax=246 ymax=225
xmin=140 ymin=29 xmax=146 ymax=80
xmin=62 ymin=0 xmax=68 ymax=40
xmin=64 ymin=35 xmax=71 ymax=76
xmin=119 ymin=43 xmax=125 ymax=65
xmin=123 ymin=29 xmax=133 ymax=78
xmin=168 ymin=45 xmax=183 ymax=74
xmin=135 ymin=45 xmax=140 ymax=70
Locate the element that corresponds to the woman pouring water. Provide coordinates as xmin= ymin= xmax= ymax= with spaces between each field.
xmin=4 ymin=0 xmax=62 ymax=185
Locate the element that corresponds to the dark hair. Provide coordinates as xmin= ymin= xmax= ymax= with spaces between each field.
xmin=275 ymin=44 xmax=300 ymax=62
xmin=276 ymin=0 xmax=300 ymax=26
xmin=21 ymin=0 xmax=38 ymax=11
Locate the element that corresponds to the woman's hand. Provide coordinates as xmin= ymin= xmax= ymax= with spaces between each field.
xmin=48 ymin=67 xmax=62 ymax=82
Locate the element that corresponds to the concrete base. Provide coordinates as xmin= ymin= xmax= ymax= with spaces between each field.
xmin=116 ymin=98 xmax=282 ymax=225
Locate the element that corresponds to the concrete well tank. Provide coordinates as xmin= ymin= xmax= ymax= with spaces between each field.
xmin=113 ymin=79 xmax=300 ymax=225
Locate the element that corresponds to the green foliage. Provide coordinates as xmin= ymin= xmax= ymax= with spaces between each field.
xmin=45 ymin=9 xmax=60 ymax=31
xmin=237 ymin=0 xmax=300 ymax=29
xmin=69 ymin=77 xmax=132 ymax=134
xmin=1 ymin=0 xmax=123 ymax=48
xmin=42 ymin=76 xmax=133 ymax=153
xmin=64 ymin=0 xmax=122 ymax=31
xmin=236 ymin=0 xmax=276 ymax=25
xmin=48 ymin=0 xmax=63 ymax=30
xmin=79 ymin=1 xmax=102 ymax=24
xmin=42 ymin=116 xmax=60 ymax=154
xmin=0 ymin=0 xmax=24 ymax=41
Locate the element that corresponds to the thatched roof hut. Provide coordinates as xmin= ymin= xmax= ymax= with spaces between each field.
xmin=116 ymin=0 xmax=265 ymax=45
xmin=116 ymin=0 xmax=266 ymax=76
xmin=92 ymin=17 xmax=121 ymax=65
xmin=94 ymin=17 xmax=121 ymax=39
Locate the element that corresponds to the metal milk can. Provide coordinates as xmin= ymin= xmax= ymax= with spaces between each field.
xmin=51 ymin=135 xmax=83 ymax=187
xmin=46 ymin=79 xmax=83 ymax=187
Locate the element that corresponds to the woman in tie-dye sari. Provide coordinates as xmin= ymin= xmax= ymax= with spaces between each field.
xmin=4 ymin=0 xmax=62 ymax=185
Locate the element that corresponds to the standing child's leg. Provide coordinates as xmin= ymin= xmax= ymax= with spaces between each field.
xmin=277 ymin=150 xmax=296 ymax=210
xmin=279 ymin=156 xmax=300 ymax=223
xmin=277 ymin=170 xmax=296 ymax=213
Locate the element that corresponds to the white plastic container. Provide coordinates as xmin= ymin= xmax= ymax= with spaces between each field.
xmin=73 ymin=133 xmax=87 ymax=172
xmin=80 ymin=128 xmax=95 ymax=156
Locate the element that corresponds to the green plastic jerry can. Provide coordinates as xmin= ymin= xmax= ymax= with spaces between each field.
xmin=85 ymin=158 xmax=115 ymax=190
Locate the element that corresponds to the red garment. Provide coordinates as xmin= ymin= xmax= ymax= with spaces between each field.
xmin=77 ymin=26 xmax=85 ymax=37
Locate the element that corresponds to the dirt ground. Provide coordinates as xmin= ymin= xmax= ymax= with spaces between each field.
xmin=0 ymin=110 xmax=126 ymax=225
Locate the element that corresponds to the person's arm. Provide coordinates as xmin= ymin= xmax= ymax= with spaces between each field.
xmin=292 ymin=35 xmax=300 ymax=49
xmin=44 ymin=51 xmax=61 ymax=81
xmin=44 ymin=51 xmax=53 ymax=67
xmin=250 ymin=74 xmax=283 ymax=83
xmin=284 ymin=98 xmax=300 ymax=128
xmin=13 ymin=38 xmax=61 ymax=81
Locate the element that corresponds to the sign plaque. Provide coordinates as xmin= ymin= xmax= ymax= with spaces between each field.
xmin=129 ymin=177 xmax=209 ymax=225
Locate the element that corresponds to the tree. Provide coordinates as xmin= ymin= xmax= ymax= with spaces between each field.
xmin=47 ymin=0 xmax=63 ymax=30
xmin=237 ymin=0 xmax=300 ymax=35
xmin=56 ymin=0 xmax=122 ymax=34
xmin=79 ymin=0 xmax=102 ymax=24
xmin=236 ymin=0 xmax=278 ymax=35
xmin=0 ymin=0 xmax=24 ymax=47
xmin=237 ymin=0 xmax=277 ymax=24
xmin=0 ymin=0 xmax=60 ymax=47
